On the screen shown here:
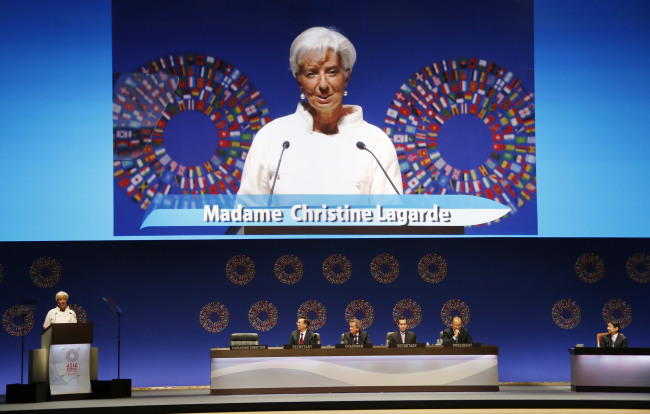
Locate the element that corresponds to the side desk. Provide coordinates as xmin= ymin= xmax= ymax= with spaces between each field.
xmin=569 ymin=347 xmax=650 ymax=392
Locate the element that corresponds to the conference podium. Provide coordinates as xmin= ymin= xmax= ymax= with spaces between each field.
xmin=30 ymin=323 xmax=97 ymax=399
xmin=210 ymin=345 xmax=499 ymax=394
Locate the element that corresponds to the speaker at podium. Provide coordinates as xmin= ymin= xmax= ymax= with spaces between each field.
xmin=30 ymin=323 xmax=97 ymax=399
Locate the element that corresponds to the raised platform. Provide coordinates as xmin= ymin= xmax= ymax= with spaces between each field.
xmin=1 ymin=384 xmax=650 ymax=413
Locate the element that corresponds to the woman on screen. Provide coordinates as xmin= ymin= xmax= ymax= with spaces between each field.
xmin=238 ymin=27 xmax=402 ymax=195
xmin=43 ymin=291 xmax=77 ymax=329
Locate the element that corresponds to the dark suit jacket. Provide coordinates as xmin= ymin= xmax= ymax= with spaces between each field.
xmin=289 ymin=329 xmax=318 ymax=345
xmin=387 ymin=330 xmax=417 ymax=346
xmin=600 ymin=333 xmax=627 ymax=348
xmin=441 ymin=327 xmax=473 ymax=346
xmin=342 ymin=330 xmax=370 ymax=345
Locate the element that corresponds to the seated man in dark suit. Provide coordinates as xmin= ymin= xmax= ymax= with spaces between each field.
xmin=442 ymin=316 xmax=473 ymax=346
xmin=387 ymin=316 xmax=417 ymax=346
xmin=342 ymin=318 xmax=370 ymax=345
xmin=600 ymin=321 xmax=627 ymax=348
xmin=289 ymin=316 xmax=318 ymax=345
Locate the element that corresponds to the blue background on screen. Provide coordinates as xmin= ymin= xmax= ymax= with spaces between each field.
xmin=110 ymin=0 xmax=536 ymax=236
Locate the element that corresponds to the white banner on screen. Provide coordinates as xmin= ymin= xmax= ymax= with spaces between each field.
xmin=142 ymin=194 xmax=511 ymax=228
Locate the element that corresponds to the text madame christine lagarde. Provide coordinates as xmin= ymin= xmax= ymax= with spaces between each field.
xmin=204 ymin=204 xmax=451 ymax=226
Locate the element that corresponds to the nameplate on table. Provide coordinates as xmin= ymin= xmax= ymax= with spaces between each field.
xmin=283 ymin=344 xmax=322 ymax=349
xmin=453 ymin=343 xmax=481 ymax=348
xmin=391 ymin=343 xmax=425 ymax=348
xmin=230 ymin=345 xmax=268 ymax=350
xmin=334 ymin=344 xmax=373 ymax=349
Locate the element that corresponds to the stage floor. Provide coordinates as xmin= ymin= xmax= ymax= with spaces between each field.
xmin=1 ymin=384 xmax=650 ymax=414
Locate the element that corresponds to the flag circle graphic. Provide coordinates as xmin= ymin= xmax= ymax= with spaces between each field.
xmin=322 ymin=254 xmax=352 ymax=284
xmin=344 ymin=299 xmax=375 ymax=329
xmin=440 ymin=299 xmax=471 ymax=327
xmin=274 ymin=254 xmax=304 ymax=285
xmin=384 ymin=58 xmax=536 ymax=219
xmin=392 ymin=299 xmax=423 ymax=329
xmin=370 ymin=253 xmax=399 ymax=284
xmin=199 ymin=302 xmax=230 ymax=333
xmin=68 ymin=304 xmax=88 ymax=324
xmin=418 ymin=253 xmax=448 ymax=283
xmin=626 ymin=253 xmax=650 ymax=283
xmin=248 ymin=300 xmax=278 ymax=331
xmin=2 ymin=305 xmax=35 ymax=337
xmin=602 ymin=299 xmax=632 ymax=329
xmin=30 ymin=257 xmax=62 ymax=288
xmin=551 ymin=299 xmax=582 ymax=330
xmin=225 ymin=254 xmax=255 ymax=285
xmin=113 ymin=53 xmax=271 ymax=210
xmin=575 ymin=253 xmax=605 ymax=283
xmin=297 ymin=300 xmax=327 ymax=331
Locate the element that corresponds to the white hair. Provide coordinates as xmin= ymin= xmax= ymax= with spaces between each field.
xmin=289 ymin=27 xmax=357 ymax=77
xmin=55 ymin=291 xmax=69 ymax=300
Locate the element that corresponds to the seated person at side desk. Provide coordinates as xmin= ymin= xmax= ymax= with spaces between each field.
xmin=600 ymin=321 xmax=628 ymax=348
xmin=289 ymin=316 xmax=318 ymax=345
xmin=442 ymin=316 xmax=473 ymax=346
xmin=387 ymin=316 xmax=417 ymax=346
xmin=342 ymin=318 xmax=371 ymax=345
xmin=43 ymin=291 xmax=77 ymax=329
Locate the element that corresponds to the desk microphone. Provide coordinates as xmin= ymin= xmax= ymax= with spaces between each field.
xmin=356 ymin=141 xmax=401 ymax=195
xmin=270 ymin=140 xmax=290 ymax=195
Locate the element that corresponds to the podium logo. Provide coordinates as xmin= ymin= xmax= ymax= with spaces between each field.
xmin=65 ymin=349 xmax=80 ymax=363
xmin=66 ymin=362 xmax=78 ymax=374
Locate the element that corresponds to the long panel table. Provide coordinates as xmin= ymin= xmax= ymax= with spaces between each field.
xmin=210 ymin=345 xmax=499 ymax=395
xmin=569 ymin=347 xmax=650 ymax=392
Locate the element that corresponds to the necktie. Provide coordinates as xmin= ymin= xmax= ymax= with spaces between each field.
xmin=354 ymin=335 xmax=358 ymax=344
xmin=300 ymin=332 xmax=304 ymax=344
xmin=401 ymin=332 xmax=405 ymax=343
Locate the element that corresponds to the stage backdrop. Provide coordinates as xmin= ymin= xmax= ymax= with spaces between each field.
xmin=1 ymin=237 xmax=648 ymax=388
xmin=1 ymin=0 xmax=650 ymax=394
